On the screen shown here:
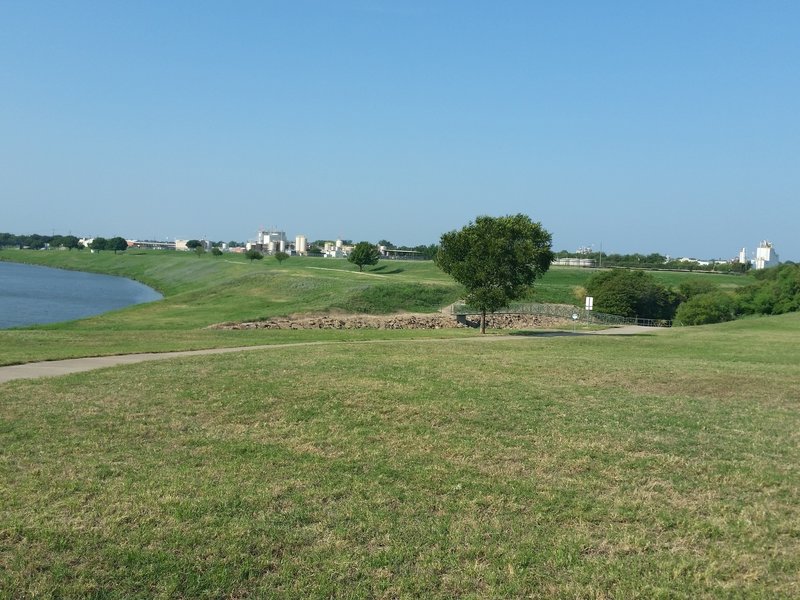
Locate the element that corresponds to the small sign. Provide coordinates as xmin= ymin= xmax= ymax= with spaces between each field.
xmin=585 ymin=296 xmax=594 ymax=311
xmin=572 ymin=313 xmax=579 ymax=321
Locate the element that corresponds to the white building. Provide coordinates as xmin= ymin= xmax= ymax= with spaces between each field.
xmin=295 ymin=235 xmax=308 ymax=255
xmin=754 ymin=240 xmax=779 ymax=270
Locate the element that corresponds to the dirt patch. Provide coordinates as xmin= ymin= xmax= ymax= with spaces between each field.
xmin=210 ymin=313 xmax=569 ymax=330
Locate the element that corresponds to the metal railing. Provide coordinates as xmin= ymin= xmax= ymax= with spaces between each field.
xmin=447 ymin=302 xmax=673 ymax=327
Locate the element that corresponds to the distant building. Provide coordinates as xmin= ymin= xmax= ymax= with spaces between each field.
xmin=754 ymin=240 xmax=779 ymax=270
xmin=553 ymin=257 xmax=596 ymax=267
xmin=256 ymin=228 xmax=288 ymax=254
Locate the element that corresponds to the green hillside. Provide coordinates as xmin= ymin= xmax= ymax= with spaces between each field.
xmin=0 ymin=250 xmax=748 ymax=366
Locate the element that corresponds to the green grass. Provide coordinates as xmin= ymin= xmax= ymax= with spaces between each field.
xmin=0 ymin=251 xmax=471 ymax=365
xmin=1 ymin=313 xmax=798 ymax=597
xmin=0 ymin=250 xmax=749 ymax=367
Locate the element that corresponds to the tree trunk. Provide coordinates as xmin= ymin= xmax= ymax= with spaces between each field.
xmin=481 ymin=310 xmax=486 ymax=334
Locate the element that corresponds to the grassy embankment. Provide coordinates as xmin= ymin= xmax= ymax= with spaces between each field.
xmin=1 ymin=309 xmax=798 ymax=597
xmin=0 ymin=251 xmax=466 ymax=365
xmin=0 ymin=250 xmax=746 ymax=366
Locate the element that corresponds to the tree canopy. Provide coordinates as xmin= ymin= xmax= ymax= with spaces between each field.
xmin=89 ymin=237 xmax=108 ymax=252
xmin=108 ymin=237 xmax=128 ymax=254
xmin=244 ymin=249 xmax=263 ymax=262
xmin=585 ymin=269 xmax=677 ymax=320
xmin=436 ymin=214 xmax=553 ymax=333
xmin=348 ymin=242 xmax=380 ymax=272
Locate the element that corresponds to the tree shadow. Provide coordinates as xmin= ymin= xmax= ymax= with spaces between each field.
xmin=370 ymin=266 xmax=404 ymax=274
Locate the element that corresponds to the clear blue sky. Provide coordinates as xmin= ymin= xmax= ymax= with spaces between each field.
xmin=2 ymin=1 xmax=798 ymax=260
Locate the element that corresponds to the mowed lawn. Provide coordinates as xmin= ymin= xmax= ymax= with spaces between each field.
xmin=0 ymin=250 xmax=747 ymax=366
xmin=2 ymin=315 xmax=798 ymax=597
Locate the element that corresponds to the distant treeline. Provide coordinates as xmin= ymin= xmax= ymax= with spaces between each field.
xmin=306 ymin=239 xmax=440 ymax=260
xmin=0 ymin=232 xmax=128 ymax=253
xmin=376 ymin=241 xmax=439 ymax=260
xmin=0 ymin=232 xmax=82 ymax=249
xmin=554 ymin=250 xmax=748 ymax=273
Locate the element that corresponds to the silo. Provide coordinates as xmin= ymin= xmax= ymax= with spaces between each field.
xmin=279 ymin=240 xmax=285 ymax=252
xmin=295 ymin=235 xmax=307 ymax=255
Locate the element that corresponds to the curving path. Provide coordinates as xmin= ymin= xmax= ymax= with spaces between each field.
xmin=0 ymin=326 xmax=660 ymax=384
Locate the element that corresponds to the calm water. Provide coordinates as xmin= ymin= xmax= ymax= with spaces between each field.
xmin=0 ymin=261 xmax=162 ymax=329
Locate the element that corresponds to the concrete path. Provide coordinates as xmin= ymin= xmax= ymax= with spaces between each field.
xmin=0 ymin=326 xmax=662 ymax=384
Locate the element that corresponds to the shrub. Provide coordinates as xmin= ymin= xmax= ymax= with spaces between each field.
xmin=675 ymin=291 xmax=738 ymax=325
xmin=585 ymin=269 xmax=677 ymax=319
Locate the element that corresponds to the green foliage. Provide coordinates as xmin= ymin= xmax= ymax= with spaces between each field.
xmin=738 ymin=263 xmax=800 ymax=315
xmin=675 ymin=291 xmax=738 ymax=325
xmin=676 ymin=278 xmax=719 ymax=302
xmin=211 ymin=247 xmax=223 ymax=256
xmin=586 ymin=269 xmax=677 ymax=319
xmin=436 ymin=214 xmax=553 ymax=331
xmin=274 ymin=251 xmax=289 ymax=264
xmin=89 ymin=237 xmax=108 ymax=252
xmin=194 ymin=246 xmax=206 ymax=256
xmin=108 ymin=236 xmax=128 ymax=254
xmin=186 ymin=239 xmax=203 ymax=249
xmin=244 ymin=249 xmax=263 ymax=262
xmin=50 ymin=235 xmax=81 ymax=250
xmin=347 ymin=242 xmax=380 ymax=271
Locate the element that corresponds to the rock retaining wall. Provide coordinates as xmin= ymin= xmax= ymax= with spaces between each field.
xmin=211 ymin=313 xmax=568 ymax=331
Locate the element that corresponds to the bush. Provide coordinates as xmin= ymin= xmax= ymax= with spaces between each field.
xmin=737 ymin=263 xmax=800 ymax=315
xmin=675 ymin=292 xmax=738 ymax=325
xmin=677 ymin=279 xmax=718 ymax=302
xmin=585 ymin=269 xmax=677 ymax=319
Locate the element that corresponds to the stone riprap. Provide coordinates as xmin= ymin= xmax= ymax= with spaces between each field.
xmin=211 ymin=313 xmax=568 ymax=331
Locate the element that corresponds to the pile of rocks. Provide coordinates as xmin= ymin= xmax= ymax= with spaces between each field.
xmin=211 ymin=312 xmax=568 ymax=331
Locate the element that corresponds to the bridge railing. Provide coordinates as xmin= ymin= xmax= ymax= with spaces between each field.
xmin=447 ymin=302 xmax=674 ymax=327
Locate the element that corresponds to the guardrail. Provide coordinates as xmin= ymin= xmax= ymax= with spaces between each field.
xmin=447 ymin=302 xmax=674 ymax=327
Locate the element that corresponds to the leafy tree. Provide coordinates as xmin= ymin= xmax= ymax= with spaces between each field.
xmin=108 ymin=236 xmax=128 ymax=254
xmin=245 ymin=249 xmax=263 ymax=263
xmin=675 ymin=292 xmax=738 ymax=325
xmin=677 ymin=279 xmax=718 ymax=302
xmin=436 ymin=214 xmax=553 ymax=333
xmin=377 ymin=239 xmax=395 ymax=249
xmin=194 ymin=246 xmax=206 ymax=257
xmin=738 ymin=263 xmax=800 ymax=315
xmin=348 ymin=242 xmax=381 ymax=272
xmin=62 ymin=235 xmax=81 ymax=250
xmin=274 ymin=251 xmax=289 ymax=264
xmin=211 ymin=247 xmax=223 ymax=256
xmin=585 ymin=269 xmax=677 ymax=319
xmin=186 ymin=239 xmax=203 ymax=249
xmin=90 ymin=237 xmax=108 ymax=252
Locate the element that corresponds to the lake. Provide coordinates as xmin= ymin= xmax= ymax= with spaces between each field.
xmin=0 ymin=261 xmax=162 ymax=329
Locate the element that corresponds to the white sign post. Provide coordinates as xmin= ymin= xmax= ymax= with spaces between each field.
xmin=584 ymin=296 xmax=594 ymax=325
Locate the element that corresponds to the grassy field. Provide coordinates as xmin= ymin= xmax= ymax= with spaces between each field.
xmin=1 ymin=312 xmax=798 ymax=597
xmin=0 ymin=250 xmax=747 ymax=366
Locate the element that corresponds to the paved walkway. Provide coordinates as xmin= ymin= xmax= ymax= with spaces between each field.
xmin=0 ymin=326 xmax=661 ymax=384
